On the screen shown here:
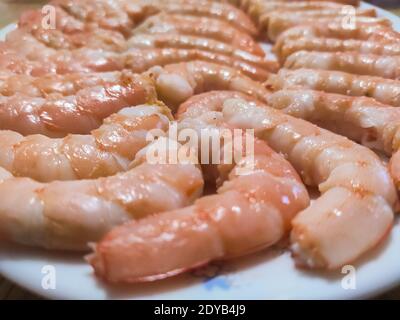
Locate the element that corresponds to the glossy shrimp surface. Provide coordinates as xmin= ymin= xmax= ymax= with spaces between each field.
xmin=285 ymin=51 xmax=400 ymax=80
xmin=88 ymin=110 xmax=309 ymax=283
xmin=0 ymin=104 xmax=171 ymax=182
xmin=267 ymin=68 xmax=400 ymax=107
xmin=174 ymin=92 xmax=397 ymax=269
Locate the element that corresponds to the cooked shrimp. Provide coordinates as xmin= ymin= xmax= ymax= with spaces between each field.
xmin=133 ymin=13 xmax=264 ymax=56
xmin=127 ymin=0 xmax=258 ymax=36
xmin=0 ymin=104 xmax=171 ymax=182
xmin=127 ymin=34 xmax=269 ymax=69
xmin=268 ymin=16 xmax=389 ymax=42
xmin=0 ymin=139 xmax=203 ymax=251
xmin=275 ymin=24 xmax=399 ymax=55
xmin=88 ymin=116 xmax=309 ymax=283
xmin=0 ymin=71 xmax=157 ymax=137
xmin=218 ymin=96 xmax=397 ymax=269
xmin=148 ymin=60 xmax=271 ymax=110
xmin=267 ymin=68 xmax=400 ymax=107
xmin=267 ymin=89 xmax=400 ymax=155
xmin=285 ymin=51 xmax=400 ymax=80
xmin=277 ymin=37 xmax=400 ymax=63
xmin=234 ymin=0 xmax=360 ymax=9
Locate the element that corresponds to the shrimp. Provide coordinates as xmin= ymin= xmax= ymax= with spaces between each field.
xmin=275 ymin=24 xmax=399 ymax=55
xmin=88 ymin=113 xmax=309 ymax=283
xmin=0 ymin=139 xmax=203 ymax=251
xmin=267 ymin=89 xmax=400 ymax=156
xmin=284 ymin=51 xmax=400 ymax=80
xmin=133 ymin=13 xmax=264 ymax=56
xmin=127 ymin=34 xmax=269 ymax=69
xmin=148 ymin=60 xmax=271 ymax=110
xmin=268 ymin=16 xmax=389 ymax=42
xmin=184 ymin=93 xmax=396 ymax=270
xmin=0 ymin=104 xmax=171 ymax=182
xmin=277 ymin=37 xmax=400 ymax=63
xmin=126 ymin=0 xmax=258 ymax=36
xmin=233 ymin=0 xmax=360 ymax=9
xmin=0 ymin=71 xmax=157 ymax=137
xmin=267 ymin=68 xmax=400 ymax=107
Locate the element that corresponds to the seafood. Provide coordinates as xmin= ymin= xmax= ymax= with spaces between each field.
xmin=0 ymin=71 xmax=157 ymax=137
xmin=127 ymin=34 xmax=269 ymax=69
xmin=174 ymin=91 xmax=396 ymax=270
xmin=149 ymin=60 xmax=271 ymax=110
xmin=0 ymin=140 xmax=203 ymax=251
xmin=284 ymin=51 xmax=400 ymax=80
xmin=132 ymin=14 xmax=264 ymax=56
xmin=268 ymin=16 xmax=389 ymax=42
xmin=277 ymin=37 xmax=400 ymax=63
xmin=275 ymin=24 xmax=399 ymax=55
xmin=0 ymin=104 xmax=171 ymax=182
xmin=88 ymin=108 xmax=309 ymax=283
xmin=267 ymin=68 xmax=400 ymax=107
xmin=232 ymin=0 xmax=360 ymax=9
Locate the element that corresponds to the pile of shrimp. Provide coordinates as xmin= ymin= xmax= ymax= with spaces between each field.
xmin=0 ymin=0 xmax=399 ymax=286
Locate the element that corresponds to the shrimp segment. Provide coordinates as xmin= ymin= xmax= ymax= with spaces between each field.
xmin=133 ymin=14 xmax=264 ymax=56
xmin=88 ymin=118 xmax=309 ymax=283
xmin=277 ymin=37 xmax=400 ymax=63
xmin=175 ymin=92 xmax=397 ymax=269
xmin=267 ymin=68 xmax=400 ymax=107
xmin=149 ymin=60 xmax=271 ymax=110
xmin=0 ymin=104 xmax=171 ymax=182
xmin=285 ymin=51 xmax=400 ymax=80
xmin=0 ymin=149 xmax=203 ymax=251
xmin=0 ymin=71 xmax=157 ymax=137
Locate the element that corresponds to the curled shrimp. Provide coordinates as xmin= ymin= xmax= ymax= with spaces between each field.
xmin=0 ymin=104 xmax=171 ymax=182
xmin=0 ymin=71 xmax=157 ymax=137
xmin=284 ymin=51 xmax=400 ymax=80
xmin=275 ymin=24 xmax=399 ymax=55
xmin=88 ymin=114 xmax=309 ymax=283
xmin=127 ymin=34 xmax=269 ymax=69
xmin=133 ymin=13 xmax=264 ymax=56
xmin=148 ymin=60 xmax=271 ymax=110
xmin=277 ymin=37 xmax=400 ymax=63
xmin=174 ymin=91 xmax=397 ymax=269
xmin=267 ymin=16 xmax=388 ymax=42
xmin=0 ymin=139 xmax=203 ymax=251
xmin=127 ymin=0 xmax=258 ymax=36
xmin=267 ymin=68 xmax=400 ymax=107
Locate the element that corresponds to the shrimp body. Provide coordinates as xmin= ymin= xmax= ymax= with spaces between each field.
xmin=133 ymin=14 xmax=264 ymax=56
xmin=0 ymin=151 xmax=203 ymax=251
xmin=0 ymin=104 xmax=171 ymax=182
xmin=149 ymin=60 xmax=271 ymax=110
xmin=88 ymin=116 xmax=309 ymax=283
xmin=277 ymin=37 xmax=400 ymax=63
xmin=0 ymin=72 xmax=157 ymax=137
xmin=175 ymin=92 xmax=396 ymax=269
xmin=267 ymin=68 xmax=400 ymax=107
xmin=285 ymin=51 xmax=400 ymax=80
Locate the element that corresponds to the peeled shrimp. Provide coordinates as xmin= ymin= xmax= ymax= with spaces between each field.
xmin=127 ymin=0 xmax=258 ymax=36
xmin=267 ymin=68 xmax=400 ymax=107
xmin=88 ymin=114 xmax=309 ymax=283
xmin=0 ymin=71 xmax=156 ymax=137
xmin=0 ymin=104 xmax=171 ymax=182
xmin=133 ymin=13 xmax=264 ymax=56
xmin=285 ymin=51 xmax=400 ymax=80
xmin=127 ymin=34 xmax=269 ymax=69
xmin=175 ymin=91 xmax=396 ymax=269
xmin=275 ymin=24 xmax=399 ymax=55
xmin=0 ymin=140 xmax=203 ymax=251
xmin=268 ymin=16 xmax=389 ymax=42
xmin=232 ymin=0 xmax=360 ymax=9
xmin=148 ymin=60 xmax=271 ymax=110
xmin=277 ymin=37 xmax=400 ymax=63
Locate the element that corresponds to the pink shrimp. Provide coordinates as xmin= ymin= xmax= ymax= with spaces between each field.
xmin=88 ymin=115 xmax=309 ymax=283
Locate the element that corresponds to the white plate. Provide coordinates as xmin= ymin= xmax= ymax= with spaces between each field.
xmin=1 ymin=2 xmax=400 ymax=300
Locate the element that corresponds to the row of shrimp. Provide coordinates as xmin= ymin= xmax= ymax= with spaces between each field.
xmin=0 ymin=0 xmax=398 ymax=286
